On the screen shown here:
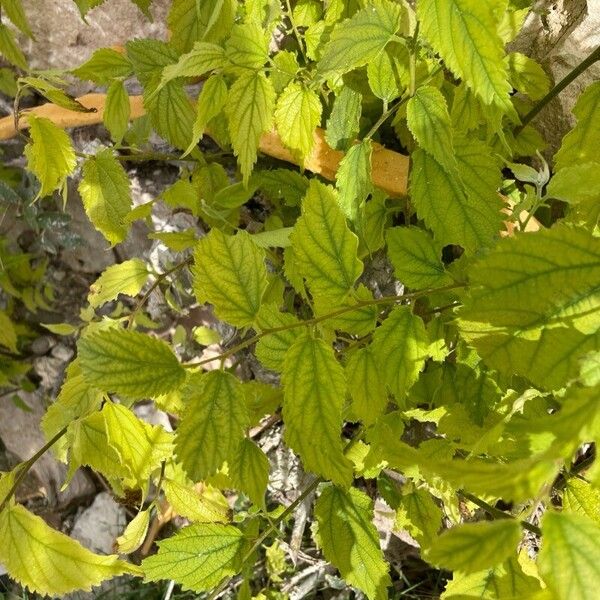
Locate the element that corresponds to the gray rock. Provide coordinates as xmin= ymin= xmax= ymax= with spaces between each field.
xmin=70 ymin=492 xmax=127 ymax=554
xmin=19 ymin=0 xmax=169 ymax=73
xmin=0 ymin=392 xmax=96 ymax=507
xmin=511 ymin=0 xmax=600 ymax=156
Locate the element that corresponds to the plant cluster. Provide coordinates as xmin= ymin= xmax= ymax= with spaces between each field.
xmin=0 ymin=0 xmax=599 ymax=598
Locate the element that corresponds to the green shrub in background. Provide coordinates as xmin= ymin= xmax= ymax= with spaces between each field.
xmin=0 ymin=0 xmax=599 ymax=598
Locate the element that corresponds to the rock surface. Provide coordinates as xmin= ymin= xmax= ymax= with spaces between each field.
xmin=19 ymin=0 xmax=169 ymax=72
xmin=511 ymin=0 xmax=600 ymax=156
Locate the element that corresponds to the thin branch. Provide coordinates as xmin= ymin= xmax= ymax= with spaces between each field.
xmin=459 ymin=490 xmax=542 ymax=536
xmin=514 ymin=44 xmax=600 ymax=135
xmin=183 ymin=283 xmax=465 ymax=370
xmin=127 ymin=257 xmax=192 ymax=328
xmin=0 ymin=426 xmax=68 ymax=512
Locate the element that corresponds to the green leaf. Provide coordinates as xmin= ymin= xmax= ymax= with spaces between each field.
xmin=0 ymin=504 xmax=138 ymax=596
xmin=275 ymin=81 xmax=322 ymax=163
xmin=1 ymin=0 xmax=33 ymax=37
xmin=318 ymin=0 xmax=402 ymax=77
xmin=458 ymin=225 xmax=600 ymax=390
xmin=539 ymin=512 xmax=600 ymax=600
xmin=395 ymin=488 xmax=443 ymax=548
xmin=41 ymin=360 xmax=103 ymax=460
xmin=88 ymin=259 xmax=149 ymax=309
xmin=371 ymin=306 xmax=429 ymax=403
xmin=555 ymin=81 xmax=600 ymax=170
xmin=142 ymin=523 xmax=246 ymax=592
xmin=225 ymin=71 xmax=275 ymax=183
xmin=127 ymin=39 xmax=178 ymax=85
xmin=336 ymin=139 xmax=373 ymax=224
xmin=417 ymin=0 xmax=514 ymax=114
xmin=315 ymin=485 xmax=391 ymax=600
xmin=0 ymin=23 xmax=27 ymax=69
xmin=103 ymin=80 xmax=131 ymax=144
xmin=224 ymin=22 xmax=269 ymax=74
xmin=144 ymin=78 xmax=196 ymax=151
xmin=563 ymin=478 xmax=600 ymax=524
xmin=506 ymin=52 xmax=550 ymax=101
xmin=270 ymin=50 xmax=298 ymax=93
xmin=102 ymin=402 xmax=173 ymax=487
xmin=0 ymin=311 xmax=17 ymax=353
xmin=175 ymin=371 xmax=249 ymax=480
xmin=407 ymin=86 xmax=457 ymax=175
xmin=159 ymin=42 xmax=225 ymax=87
xmin=427 ymin=520 xmax=522 ymax=574
xmin=78 ymin=149 xmax=132 ymax=246
xmin=25 ymin=115 xmax=76 ymax=199
xmin=78 ymin=328 xmax=186 ymax=399
xmin=162 ymin=478 xmax=231 ymax=523
xmin=451 ymin=83 xmax=485 ymax=133
xmin=69 ymin=410 xmax=131 ymax=483
xmin=367 ymin=48 xmax=403 ymax=103
xmin=192 ymin=229 xmax=268 ymax=328
xmin=229 ymin=438 xmax=270 ymax=508
xmin=547 ymin=162 xmax=600 ymax=204
xmin=250 ymin=227 xmax=293 ymax=248
xmin=441 ymin=557 xmax=543 ymax=599
xmin=410 ymin=148 xmax=501 ymax=252
xmin=325 ymin=86 xmax=362 ymax=151
xmin=117 ymin=508 xmax=151 ymax=554
xmin=184 ymin=73 xmax=228 ymax=156
xmin=255 ymin=305 xmax=302 ymax=372
xmin=72 ymin=48 xmax=133 ymax=85
xmin=313 ymin=284 xmax=378 ymax=337
xmin=290 ymin=180 xmax=363 ymax=303
xmin=346 ymin=346 xmax=388 ymax=425
xmin=168 ymin=0 xmax=236 ymax=53
xmin=282 ymin=335 xmax=353 ymax=485
xmin=386 ymin=226 xmax=450 ymax=290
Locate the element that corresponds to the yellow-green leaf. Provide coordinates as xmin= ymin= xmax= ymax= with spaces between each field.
xmin=539 ymin=511 xmax=600 ymax=600
xmin=229 ymin=438 xmax=270 ymax=508
xmin=417 ymin=0 xmax=514 ymax=114
xmin=395 ymin=488 xmax=443 ymax=548
xmin=117 ymin=508 xmax=151 ymax=554
xmin=163 ymin=478 xmax=231 ymax=523
xmin=255 ymin=304 xmax=302 ymax=372
xmin=346 ymin=346 xmax=388 ymax=426
xmin=225 ymin=71 xmax=275 ymax=183
xmin=386 ymin=226 xmax=450 ymax=290
xmin=427 ymin=520 xmax=522 ymax=573
xmin=78 ymin=328 xmax=186 ymax=399
xmin=0 ymin=311 xmax=17 ymax=353
xmin=407 ymin=85 xmax=457 ymax=175
xmin=72 ymin=48 xmax=133 ymax=84
xmin=175 ymin=371 xmax=249 ymax=480
xmin=142 ymin=523 xmax=246 ymax=592
xmin=193 ymin=229 xmax=268 ymax=328
xmin=410 ymin=148 xmax=501 ymax=252
xmin=88 ymin=259 xmax=149 ymax=309
xmin=315 ymin=485 xmax=391 ymax=600
xmin=25 ymin=115 xmax=76 ymax=199
xmin=282 ymin=335 xmax=353 ymax=486
xmin=336 ymin=139 xmax=373 ymax=224
xmin=78 ymin=149 xmax=132 ymax=245
xmin=104 ymin=79 xmax=131 ymax=144
xmin=290 ymin=180 xmax=363 ymax=303
xmin=563 ymin=478 xmax=600 ymax=524
xmin=318 ymin=0 xmax=402 ymax=77
xmin=275 ymin=81 xmax=322 ymax=163
xmin=555 ymin=81 xmax=600 ymax=171
xmin=372 ymin=306 xmax=429 ymax=403
xmin=0 ymin=504 xmax=137 ymax=596
xmin=458 ymin=225 xmax=600 ymax=390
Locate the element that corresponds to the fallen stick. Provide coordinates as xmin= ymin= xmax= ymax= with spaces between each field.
xmin=0 ymin=93 xmax=409 ymax=197
xmin=0 ymin=92 xmax=539 ymax=232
